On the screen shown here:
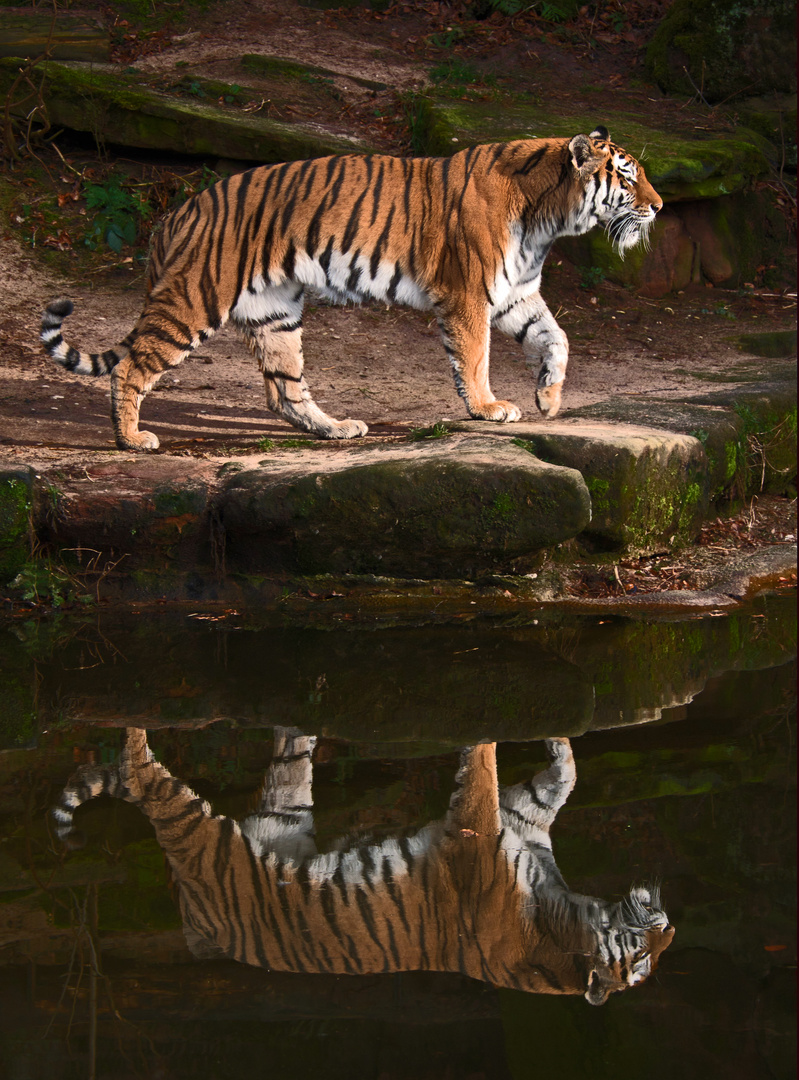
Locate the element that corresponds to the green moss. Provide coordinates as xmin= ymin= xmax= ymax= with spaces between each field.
xmin=724 ymin=441 xmax=738 ymax=484
xmin=0 ymin=474 xmax=33 ymax=583
xmin=645 ymin=0 xmax=796 ymax=104
xmin=0 ymin=58 xmax=373 ymax=162
xmin=729 ymin=400 xmax=798 ymax=497
xmin=413 ymin=94 xmax=771 ymax=202
xmin=584 ymin=476 xmax=611 ymax=513
xmin=737 ymin=329 xmax=797 ymax=358
xmin=152 ymin=484 xmax=205 ymax=518
xmin=223 ymin=453 xmax=589 ymax=577
xmin=240 ymin=53 xmax=387 ymax=92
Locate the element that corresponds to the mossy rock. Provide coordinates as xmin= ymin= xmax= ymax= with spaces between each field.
xmin=684 ymin=385 xmax=798 ymax=497
xmin=496 ymin=424 xmax=709 ymax=554
xmin=737 ymin=329 xmax=797 ymax=358
xmin=413 ymin=95 xmax=772 ymax=202
xmin=0 ymin=11 xmax=109 ymax=63
xmin=569 ymin=380 xmax=797 ymax=502
xmin=218 ymin=438 xmax=591 ymax=577
xmin=240 ymin=53 xmax=387 ymax=92
xmin=0 ymin=468 xmax=35 ymax=584
xmin=0 ymin=59 xmax=373 ymax=162
xmin=645 ymin=0 xmax=797 ymax=104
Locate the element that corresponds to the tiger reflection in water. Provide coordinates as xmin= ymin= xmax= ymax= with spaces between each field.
xmin=53 ymin=729 xmax=673 ymax=1005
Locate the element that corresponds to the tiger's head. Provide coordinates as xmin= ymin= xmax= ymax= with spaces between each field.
xmin=584 ymin=884 xmax=675 ymax=1005
xmin=568 ymin=126 xmax=662 ymax=255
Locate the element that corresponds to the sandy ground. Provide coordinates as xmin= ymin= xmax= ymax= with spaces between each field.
xmin=1 ymin=0 xmax=795 ymax=464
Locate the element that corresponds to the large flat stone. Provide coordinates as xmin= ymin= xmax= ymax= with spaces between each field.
xmin=1 ymin=371 xmax=792 ymax=596
xmin=0 ymin=436 xmax=591 ymax=590
xmin=570 ymin=377 xmax=797 ymax=502
xmin=218 ymin=435 xmax=591 ymax=577
xmin=450 ymin=421 xmax=708 ymax=553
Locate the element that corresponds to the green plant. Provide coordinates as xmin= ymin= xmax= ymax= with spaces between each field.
xmin=400 ymin=91 xmax=427 ymax=153
xmin=408 ymin=422 xmax=451 ymax=441
xmin=427 ymin=28 xmax=466 ymax=48
xmin=257 ymin=437 xmax=275 ymax=452
xmin=429 ymin=59 xmax=481 ymax=85
xmin=83 ymin=177 xmax=151 ymax=253
xmin=476 ymin=0 xmax=575 ymax=18
xmin=279 ymin=439 xmax=315 ymax=449
xmin=9 ymin=561 xmax=92 ymax=608
xmin=579 ymin=266 xmax=605 ymax=289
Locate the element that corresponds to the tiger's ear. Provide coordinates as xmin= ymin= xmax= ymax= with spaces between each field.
xmin=569 ymin=134 xmax=604 ymax=178
xmin=589 ymin=126 xmax=610 ymax=142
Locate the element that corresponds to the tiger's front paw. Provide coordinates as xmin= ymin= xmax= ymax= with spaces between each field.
xmin=536 ymin=382 xmax=563 ymax=418
xmin=116 ymin=429 xmax=160 ymax=452
xmin=473 ymin=400 xmax=521 ymax=423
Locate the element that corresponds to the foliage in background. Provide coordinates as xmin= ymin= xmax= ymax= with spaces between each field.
xmin=473 ymin=0 xmax=578 ymax=18
xmin=9 ymin=160 xmax=222 ymax=262
xmin=82 ymin=177 xmax=151 ymax=253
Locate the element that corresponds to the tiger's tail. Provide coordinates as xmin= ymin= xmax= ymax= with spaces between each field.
xmin=40 ymin=298 xmax=134 ymax=377
xmin=51 ymin=761 xmax=127 ymax=848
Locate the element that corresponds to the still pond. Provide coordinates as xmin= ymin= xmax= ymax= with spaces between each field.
xmin=0 ymin=592 xmax=795 ymax=1079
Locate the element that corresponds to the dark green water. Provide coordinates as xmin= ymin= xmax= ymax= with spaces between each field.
xmin=0 ymin=592 xmax=795 ymax=1079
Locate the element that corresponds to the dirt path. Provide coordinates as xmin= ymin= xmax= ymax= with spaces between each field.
xmin=0 ymin=223 xmax=794 ymax=464
xmin=1 ymin=0 xmax=795 ymax=461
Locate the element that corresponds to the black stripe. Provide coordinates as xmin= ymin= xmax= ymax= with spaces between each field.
xmin=346 ymin=249 xmax=362 ymax=292
xmin=318 ymin=235 xmax=335 ymax=282
xmin=282 ymin=239 xmax=297 ymax=279
xmin=514 ymin=146 xmax=547 ymax=176
xmin=370 ymin=203 xmax=395 ymax=279
xmin=387 ymin=261 xmax=403 ymax=302
xmin=369 ymin=159 xmax=385 ymax=226
xmin=355 ymin=888 xmax=389 ymax=970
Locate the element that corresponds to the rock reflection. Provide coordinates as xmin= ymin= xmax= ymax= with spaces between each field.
xmin=53 ymin=728 xmax=673 ymax=1005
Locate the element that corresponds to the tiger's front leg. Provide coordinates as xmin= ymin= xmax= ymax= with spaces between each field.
xmin=499 ymin=737 xmax=576 ymax=843
xmin=493 ymin=292 xmax=569 ymax=418
xmin=436 ymin=300 xmax=521 ymax=423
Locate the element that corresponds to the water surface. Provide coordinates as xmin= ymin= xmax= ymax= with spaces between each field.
xmin=0 ymin=594 xmax=794 ymax=1079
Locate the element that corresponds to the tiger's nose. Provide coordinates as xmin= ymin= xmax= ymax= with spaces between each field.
xmin=652 ymin=197 xmax=663 ymax=213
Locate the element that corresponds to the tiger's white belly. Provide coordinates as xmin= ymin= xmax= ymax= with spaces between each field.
xmin=231 ymin=251 xmax=432 ymax=322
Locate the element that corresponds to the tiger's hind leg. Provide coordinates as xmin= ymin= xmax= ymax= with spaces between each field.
xmin=110 ymin=304 xmax=211 ymax=451
xmin=499 ymin=737 xmax=576 ymax=845
xmin=239 ymin=727 xmax=319 ymax=861
xmin=236 ymin=290 xmax=367 ymax=439
xmin=446 ymin=743 xmax=501 ymax=836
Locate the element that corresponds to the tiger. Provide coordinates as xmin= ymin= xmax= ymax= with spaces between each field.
xmin=40 ymin=128 xmax=661 ymax=451
xmin=52 ymin=727 xmax=674 ymax=1004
